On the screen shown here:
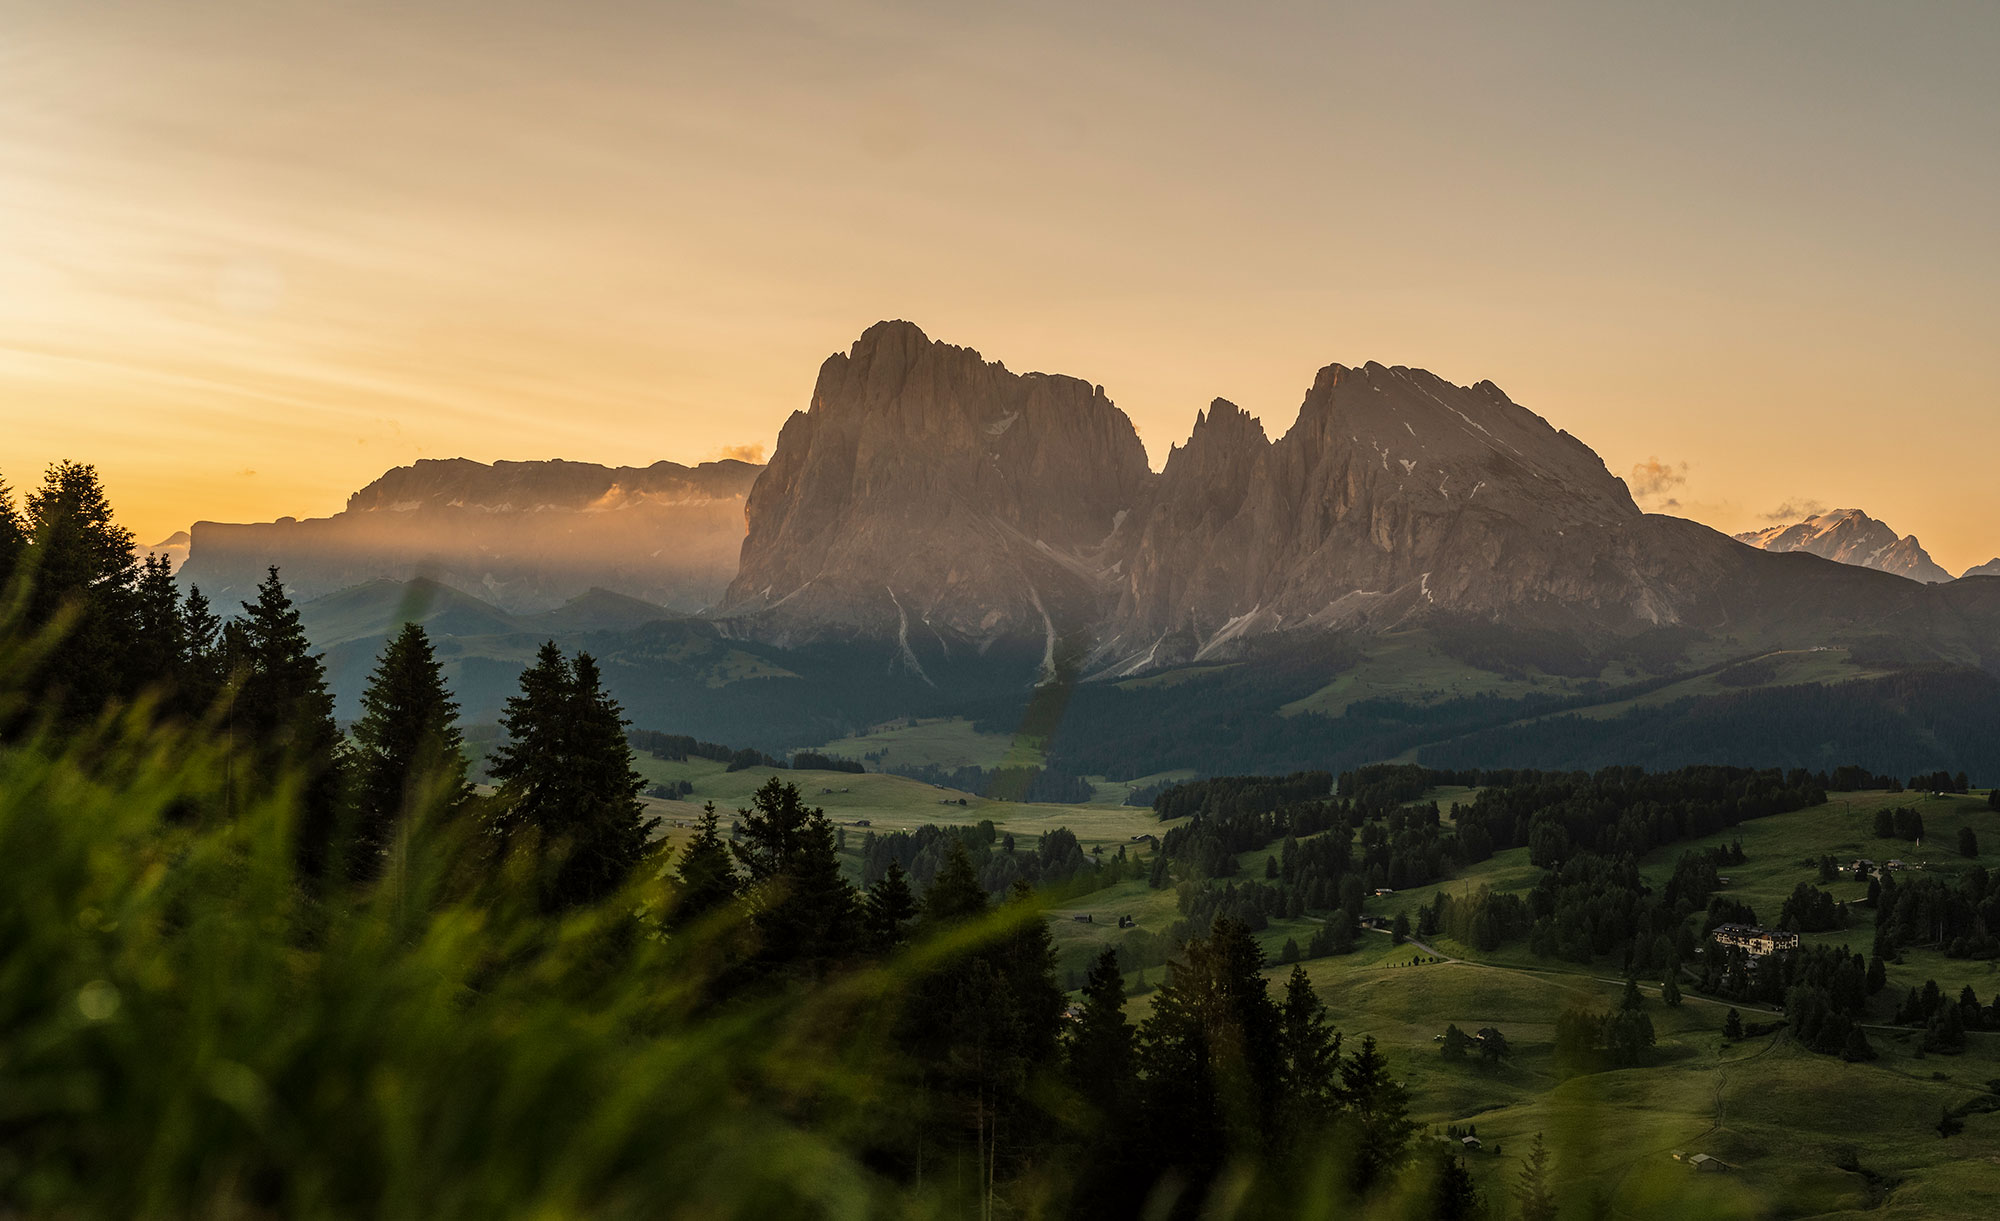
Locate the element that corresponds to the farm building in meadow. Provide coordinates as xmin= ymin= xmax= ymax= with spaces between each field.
xmin=1710 ymin=924 xmax=1799 ymax=958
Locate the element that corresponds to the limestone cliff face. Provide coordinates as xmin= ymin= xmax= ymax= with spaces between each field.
xmin=180 ymin=458 xmax=760 ymax=612
xmin=1735 ymin=510 xmax=1955 ymax=585
xmin=721 ymin=321 xmax=1152 ymax=650
xmin=1099 ymin=361 xmax=1671 ymax=666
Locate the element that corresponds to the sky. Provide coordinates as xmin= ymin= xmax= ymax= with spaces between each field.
xmin=2 ymin=0 xmax=1996 ymax=570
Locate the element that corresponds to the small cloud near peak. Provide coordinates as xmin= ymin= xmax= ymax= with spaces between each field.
xmin=1763 ymin=499 xmax=1826 ymax=523
xmin=1627 ymin=456 xmax=1687 ymax=500
xmin=712 ymin=443 xmax=767 ymax=464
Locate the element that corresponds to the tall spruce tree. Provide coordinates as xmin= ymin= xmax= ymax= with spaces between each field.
xmin=1429 ymin=1148 xmax=1484 ymax=1221
xmin=0 ymin=471 xmax=24 ymax=592
xmin=22 ymin=461 xmax=138 ymax=719
xmin=1069 ymin=948 xmax=1136 ymax=1116
xmin=1138 ymin=918 xmax=1285 ymax=1193
xmin=1277 ymin=964 xmax=1343 ymax=1139
xmin=178 ymin=586 xmax=225 ymax=717
xmin=670 ymin=801 xmax=740 ymax=928
xmin=232 ymin=567 xmax=344 ymax=869
xmin=1338 ymin=1035 xmax=1416 ymax=1194
xmin=1514 ymin=1132 xmax=1559 ymax=1221
xmin=732 ymin=776 xmax=856 ymax=976
xmin=488 ymin=643 xmax=656 ymax=910
xmin=130 ymin=554 xmax=188 ymax=701
xmin=350 ymin=623 xmax=469 ymax=880
xmin=896 ymin=848 xmax=1062 ymax=1211
xmin=861 ymin=859 xmax=917 ymax=952
xmin=1063 ymin=947 xmax=1141 ymax=1217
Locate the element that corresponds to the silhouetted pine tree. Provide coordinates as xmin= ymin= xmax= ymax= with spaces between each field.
xmin=1429 ymin=1148 xmax=1483 ymax=1221
xmin=0 ymin=471 xmax=24 ymax=592
xmin=1062 ymin=948 xmax=1141 ymax=1218
xmin=23 ymin=462 xmax=138 ymax=719
xmin=130 ymin=554 xmax=186 ymax=697
xmin=860 ymin=859 xmax=916 ymax=951
xmin=233 ymin=567 xmax=344 ymax=870
xmin=1277 ymin=964 xmax=1343 ymax=1138
xmin=1138 ymin=918 xmax=1284 ymax=1195
xmin=350 ymin=623 xmax=469 ymax=880
xmin=1339 ymin=1034 xmax=1416 ymax=1193
xmin=488 ymin=643 xmax=656 ymax=910
xmin=670 ymin=801 xmax=741 ymax=928
xmin=1068 ymin=948 xmax=1135 ymax=1117
xmin=732 ymin=776 xmax=854 ymax=975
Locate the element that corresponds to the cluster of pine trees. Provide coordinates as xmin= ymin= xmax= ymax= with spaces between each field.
xmin=1 ymin=461 xmax=657 ymax=907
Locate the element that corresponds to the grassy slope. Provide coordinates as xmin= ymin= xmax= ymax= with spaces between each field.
xmin=1103 ymin=787 xmax=2000 ymax=1218
xmin=630 ymin=754 xmax=1164 ymax=882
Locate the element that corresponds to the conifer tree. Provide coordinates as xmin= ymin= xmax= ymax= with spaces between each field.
xmin=22 ymin=462 xmax=138 ymax=718
xmin=350 ymin=623 xmax=469 ymax=880
xmin=1063 ymin=948 xmax=1140 ymax=1219
xmin=670 ymin=801 xmax=740 ymax=928
xmin=233 ymin=567 xmax=344 ymax=868
xmin=1277 ymin=964 xmax=1342 ymax=1134
xmin=1339 ymin=1034 xmax=1416 ymax=1193
xmin=861 ymin=859 xmax=916 ymax=951
xmin=1139 ymin=918 xmax=1285 ymax=1187
xmin=0 ymin=470 xmax=24 ymax=592
xmin=1068 ymin=948 xmax=1136 ymax=1116
xmin=488 ymin=643 xmax=655 ymax=909
xmin=179 ymin=586 xmax=225 ymax=716
xmin=1514 ymin=1133 xmax=1559 ymax=1221
xmin=733 ymin=776 xmax=855 ymax=975
xmin=1724 ymin=1007 xmax=1743 ymax=1040
xmin=130 ymin=553 xmax=186 ymax=697
xmin=1429 ymin=1148 xmax=1483 ymax=1221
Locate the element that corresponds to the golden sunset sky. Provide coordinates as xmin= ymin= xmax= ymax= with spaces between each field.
xmin=3 ymin=1 xmax=1996 ymax=570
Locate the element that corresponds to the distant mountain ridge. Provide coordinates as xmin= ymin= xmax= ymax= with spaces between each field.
xmin=179 ymin=456 xmax=760 ymax=613
xmin=1735 ymin=509 xmax=1955 ymax=585
xmin=716 ymin=322 xmax=2000 ymax=678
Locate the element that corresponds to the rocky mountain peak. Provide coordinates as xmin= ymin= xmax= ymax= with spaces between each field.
xmin=722 ymin=321 xmax=1152 ymax=650
xmin=1099 ymin=361 xmax=1662 ymax=665
xmin=1735 ymin=509 xmax=1953 ymax=585
xmin=1966 ymin=558 xmax=2000 ymax=580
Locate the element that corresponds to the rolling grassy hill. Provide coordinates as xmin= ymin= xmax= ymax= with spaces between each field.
xmin=1056 ymin=785 xmax=2000 ymax=1218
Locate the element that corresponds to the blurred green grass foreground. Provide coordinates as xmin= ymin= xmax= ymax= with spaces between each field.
xmin=0 ymin=461 xmax=1498 ymax=1221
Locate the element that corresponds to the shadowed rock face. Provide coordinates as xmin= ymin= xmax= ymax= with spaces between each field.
xmin=721 ymin=321 xmax=1152 ymax=653
xmin=1967 ymin=559 xmax=2000 ymax=580
xmin=1096 ymin=362 xmax=1680 ymax=668
xmin=1736 ymin=510 xmax=1955 ymax=585
xmin=180 ymin=458 xmax=760 ymax=613
xmin=721 ymin=324 xmax=2000 ymax=672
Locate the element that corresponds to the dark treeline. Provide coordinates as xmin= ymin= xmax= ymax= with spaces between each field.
xmin=626 ymin=728 xmax=784 ymax=771
xmin=1420 ymin=669 xmax=2000 ymax=779
xmin=1450 ymin=765 xmax=1825 ymax=862
xmin=885 ymin=759 xmax=1096 ymax=803
xmin=854 ymin=820 xmax=1140 ymax=897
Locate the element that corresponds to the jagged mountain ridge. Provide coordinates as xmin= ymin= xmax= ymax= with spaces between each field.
xmin=720 ymin=320 xmax=1151 ymax=669
xmin=1961 ymin=559 xmax=2000 ymax=580
xmin=179 ymin=457 xmax=761 ymax=613
xmin=1735 ymin=509 xmax=1954 ymax=585
xmin=1096 ymin=363 xmax=1669 ymax=672
xmin=719 ymin=322 xmax=2000 ymax=676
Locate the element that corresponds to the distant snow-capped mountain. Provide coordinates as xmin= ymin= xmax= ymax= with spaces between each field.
xmin=1734 ymin=510 xmax=1954 ymax=585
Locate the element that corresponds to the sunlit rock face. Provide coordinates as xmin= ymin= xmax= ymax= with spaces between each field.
xmin=1100 ymin=362 xmax=1660 ymax=663
xmin=721 ymin=320 xmax=1152 ymax=654
xmin=180 ymin=457 xmax=760 ymax=613
xmin=1736 ymin=510 xmax=1954 ymax=585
